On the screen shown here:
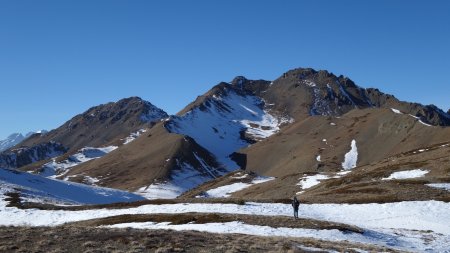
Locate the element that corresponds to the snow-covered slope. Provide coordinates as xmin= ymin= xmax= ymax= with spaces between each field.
xmin=166 ymin=88 xmax=287 ymax=170
xmin=0 ymin=133 xmax=26 ymax=152
xmin=0 ymin=168 xmax=144 ymax=205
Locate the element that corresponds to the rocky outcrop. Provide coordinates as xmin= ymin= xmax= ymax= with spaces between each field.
xmin=0 ymin=142 xmax=66 ymax=169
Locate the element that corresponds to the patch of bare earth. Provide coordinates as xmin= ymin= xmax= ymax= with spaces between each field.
xmin=69 ymin=212 xmax=364 ymax=234
xmin=0 ymin=226 xmax=400 ymax=253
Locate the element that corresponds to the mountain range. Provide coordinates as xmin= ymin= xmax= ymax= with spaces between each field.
xmin=1 ymin=67 xmax=449 ymax=202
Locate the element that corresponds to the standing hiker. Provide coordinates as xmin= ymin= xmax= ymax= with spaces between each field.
xmin=292 ymin=195 xmax=300 ymax=219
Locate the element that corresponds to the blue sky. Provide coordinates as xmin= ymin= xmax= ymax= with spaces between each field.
xmin=0 ymin=0 xmax=449 ymax=139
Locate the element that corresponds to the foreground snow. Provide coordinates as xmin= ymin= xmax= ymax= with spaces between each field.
xmin=1 ymin=190 xmax=449 ymax=252
xmin=1 ymin=199 xmax=448 ymax=233
xmin=105 ymin=221 xmax=449 ymax=252
xmin=105 ymin=221 xmax=394 ymax=250
xmin=1 ymin=197 xmax=448 ymax=252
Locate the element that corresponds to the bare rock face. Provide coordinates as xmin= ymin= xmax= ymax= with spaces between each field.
xmin=0 ymin=142 xmax=66 ymax=169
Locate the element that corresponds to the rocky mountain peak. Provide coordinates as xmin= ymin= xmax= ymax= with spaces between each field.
xmin=264 ymin=67 xmax=450 ymax=126
xmin=81 ymin=96 xmax=168 ymax=124
xmin=4 ymin=97 xmax=169 ymax=170
xmin=231 ymin=76 xmax=248 ymax=88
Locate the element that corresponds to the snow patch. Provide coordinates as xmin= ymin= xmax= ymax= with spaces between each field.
xmin=426 ymin=183 xmax=450 ymax=191
xmin=342 ymin=140 xmax=358 ymax=170
xmin=382 ymin=169 xmax=429 ymax=180
xmin=136 ymin=183 xmax=183 ymax=199
xmin=298 ymin=174 xmax=330 ymax=190
xmin=316 ymin=155 xmax=321 ymax=162
xmin=409 ymin=114 xmax=432 ymax=127
xmin=123 ymin=129 xmax=147 ymax=144
xmin=203 ymin=176 xmax=274 ymax=198
xmin=297 ymin=171 xmax=350 ymax=193
xmin=231 ymin=173 xmax=248 ymax=179
xmin=391 ymin=108 xmax=402 ymax=114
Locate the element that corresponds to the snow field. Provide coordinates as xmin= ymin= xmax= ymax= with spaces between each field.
xmin=1 ymin=186 xmax=449 ymax=252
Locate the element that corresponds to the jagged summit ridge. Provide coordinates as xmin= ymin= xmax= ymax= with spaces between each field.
xmin=263 ymin=67 xmax=450 ymax=125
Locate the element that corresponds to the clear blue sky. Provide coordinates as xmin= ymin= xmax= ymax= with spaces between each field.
xmin=0 ymin=0 xmax=449 ymax=139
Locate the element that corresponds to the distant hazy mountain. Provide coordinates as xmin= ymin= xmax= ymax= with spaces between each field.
xmin=0 ymin=130 xmax=47 ymax=152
